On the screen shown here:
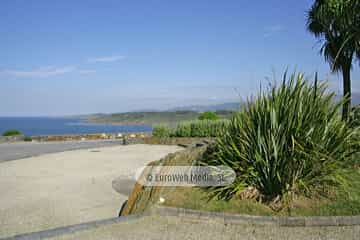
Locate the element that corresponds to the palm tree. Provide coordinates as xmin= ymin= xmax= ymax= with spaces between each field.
xmin=307 ymin=0 xmax=359 ymax=120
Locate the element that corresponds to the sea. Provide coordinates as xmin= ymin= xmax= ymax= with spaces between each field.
xmin=0 ymin=117 xmax=152 ymax=136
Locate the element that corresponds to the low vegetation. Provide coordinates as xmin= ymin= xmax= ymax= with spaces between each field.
xmin=2 ymin=129 xmax=22 ymax=136
xmin=123 ymin=146 xmax=360 ymax=217
xmin=152 ymin=119 xmax=230 ymax=138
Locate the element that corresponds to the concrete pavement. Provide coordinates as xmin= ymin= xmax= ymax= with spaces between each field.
xmin=0 ymin=144 xmax=182 ymax=238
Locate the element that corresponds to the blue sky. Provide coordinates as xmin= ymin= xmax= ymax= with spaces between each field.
xmin=0 ymin=0 xmax=359 ymax=116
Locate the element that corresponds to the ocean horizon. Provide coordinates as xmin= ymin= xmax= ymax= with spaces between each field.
xmin=0 ymin=117 xmax=152 ymax=136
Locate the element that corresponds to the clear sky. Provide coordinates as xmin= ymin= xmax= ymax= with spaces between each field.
xmin=1 ymin=0 xmax=359 ymax=116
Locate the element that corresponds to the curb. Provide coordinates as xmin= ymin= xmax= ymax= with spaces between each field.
xmin=2 ymin=207 xmax=360 ymax=240
xmin=153 ymin=206 xmax=360 ymax=227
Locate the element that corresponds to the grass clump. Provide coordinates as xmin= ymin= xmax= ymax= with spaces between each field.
xmin=2 ymin=129 xmax=22 ymax=136
xmin=203 ymin=72 xmax=360 ymax=203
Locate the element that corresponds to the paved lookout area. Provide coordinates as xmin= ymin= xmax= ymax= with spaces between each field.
xmin=0 ymin=144 xmax=182 ymax=238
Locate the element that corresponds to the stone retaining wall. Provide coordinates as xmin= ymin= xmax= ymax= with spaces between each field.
xmin=31 ymin=133 xmax=150 ymax=142
xmin=0 ymin=130 xmax=214 ymax=146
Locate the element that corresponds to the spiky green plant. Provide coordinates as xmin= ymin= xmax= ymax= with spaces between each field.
xmin=203 ymin=72 xmax=360 ymax=201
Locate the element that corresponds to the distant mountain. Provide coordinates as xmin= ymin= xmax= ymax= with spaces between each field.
xmin=168 ymin=93 xmax=360 ymax=112
xmin=168 ymin=102 xmax=242 ymax=112
xmin=77 ymin=93 xmax=360 ymax=124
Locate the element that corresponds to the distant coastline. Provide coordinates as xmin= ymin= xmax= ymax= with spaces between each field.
xmin=0 ymin=117 xmax=152 ymax=137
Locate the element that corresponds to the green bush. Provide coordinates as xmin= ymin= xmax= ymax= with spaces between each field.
xmin=152 ymin=120 xmax=230 ymax=138
xmin=175 ymin=121 xmax=192 ymax=137
xmin=23 ymin=136 xmax=32 ymax=142
xmin=2 ymin=129 xmax=22 ymax=136
xmin=203 ymin=72 xmax=360 ymax=201
xmin=152 ymin=125 xmax=172 ymax=138
xmin=174 ymin=120 xmax=229 ymax=137
xmin=198 ymin=111 xmax=219 ymax=120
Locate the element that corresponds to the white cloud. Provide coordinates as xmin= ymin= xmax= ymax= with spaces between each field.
xmin=263 ymin=25 xmax=285 ymax=38
xmin=87 ymin=55 xmax=125 ymax=63
xmin=1 ymin=66 xmax=76 ymax=78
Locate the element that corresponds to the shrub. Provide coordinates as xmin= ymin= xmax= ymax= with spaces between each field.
xmin=153 ymin=120 xmax=230 ymax=138
xmin=203 ymin=72 xmax=360 ymax=201
xmin=174 ymin=120 xmax=229 ymax=137
xmin=23 ymin=136 xmax=32 ymax=142
xmin=152 ymin=125 xmax=172 ymax=138
xmin=2 ymin=129 xmax=22 ymax=136
xmin=175 ymin=121 xmax=192 ymax=137
xmin=198 ymin=111 xmax=219 ymax=120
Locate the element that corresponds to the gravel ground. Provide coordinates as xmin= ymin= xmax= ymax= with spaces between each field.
xmin=0 ymin=140 xmax=125 ymax=162
xmin=0 ymin=144 xmax=182 ymax=239
xmin=52 ymin=215 xmax=360 ymax=240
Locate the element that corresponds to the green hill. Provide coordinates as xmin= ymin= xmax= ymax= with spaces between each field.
xmin=86 ymin=111 xmax=234 ymax=126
